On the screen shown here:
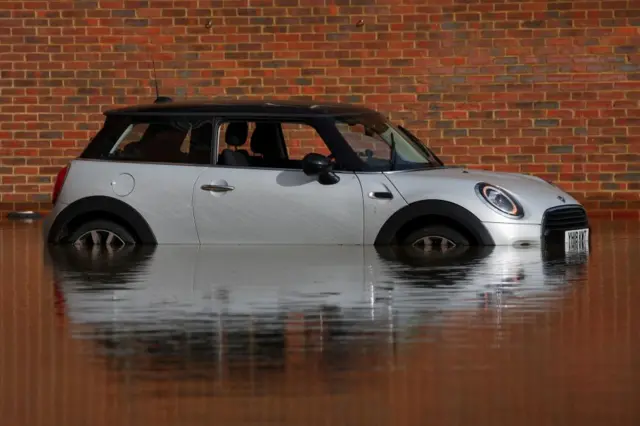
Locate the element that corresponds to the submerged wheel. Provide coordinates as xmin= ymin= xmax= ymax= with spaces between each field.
xmin=401 ymin=224 xmax=470 ymax=253
xmin=67 ymin=219 xmax=136 ymax=254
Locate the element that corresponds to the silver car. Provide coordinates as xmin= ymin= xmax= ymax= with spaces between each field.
xmin=42 ymin=99 xmax=591 ymax=254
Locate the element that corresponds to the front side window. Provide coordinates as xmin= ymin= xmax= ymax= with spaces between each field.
xmin=215 ymin=119 xmax=334 ymax=169
xmin=334 ymin=114 xmax=443 ymax=171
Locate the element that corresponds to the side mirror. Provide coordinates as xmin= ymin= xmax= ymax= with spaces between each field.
xmin=302 ymin=153 xmax=339 ymax=185
xmin=302 ymin=153 xmax=330 ymax=176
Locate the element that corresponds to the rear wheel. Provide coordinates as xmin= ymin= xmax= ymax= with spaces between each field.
xmin=67 ymin=219 xmax=136 ymax=254
xmin=401 ymin=224 xmax=470 ymax=254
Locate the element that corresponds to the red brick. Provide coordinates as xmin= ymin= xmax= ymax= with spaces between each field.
xmin=0 ymin=0 xmax=636 ymax=215
xmin=588 ymin=210 xmax=614 ymax=219
xmin=612 ymin=210 xmax=640 ymax=220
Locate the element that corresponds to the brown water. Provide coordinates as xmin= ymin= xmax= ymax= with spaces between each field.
xmin=0 ymin=219 xmax=639 ymax=426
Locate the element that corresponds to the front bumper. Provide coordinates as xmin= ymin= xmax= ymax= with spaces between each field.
xmin=483 ymin=204 xmax=590 ymax=248
xmin=482 ymin=222 xmax=543 ymax=247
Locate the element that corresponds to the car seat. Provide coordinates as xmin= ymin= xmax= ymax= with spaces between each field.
xmin=219 ymin=122 xmax=250 ymax=167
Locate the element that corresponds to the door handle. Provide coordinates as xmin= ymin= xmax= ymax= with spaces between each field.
xmin=201 ymin=184 xmax=235 ymax=192
xmin=368 ymin=191 xmax=393 ymax=200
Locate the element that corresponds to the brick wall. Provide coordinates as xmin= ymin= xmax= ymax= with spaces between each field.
xmin=1 ymin=0 xmax=639 ymax=219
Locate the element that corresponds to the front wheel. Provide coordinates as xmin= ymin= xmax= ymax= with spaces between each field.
xmin=401 ymin=224 xmax=470 ymax=254
xmin=67 ymin=219 xmax=136 ymax=253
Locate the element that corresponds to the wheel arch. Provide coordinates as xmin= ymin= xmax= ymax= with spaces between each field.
xmin=47 ymin=196 xmax=157 ymax=244
xmin=374 ymin=199 xmax=495 ymax=246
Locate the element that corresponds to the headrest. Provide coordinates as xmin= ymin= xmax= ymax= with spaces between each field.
xmin=250 ymin=122 xmax=280 ymax=155
xmin=225 ymin=122 xmax=248 ymax=147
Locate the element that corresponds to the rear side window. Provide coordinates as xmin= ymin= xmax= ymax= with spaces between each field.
xmin=87 ymin=117 xmax=215 ymax=166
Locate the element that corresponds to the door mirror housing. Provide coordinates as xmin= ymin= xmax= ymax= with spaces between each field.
xmin=302 ymin=153 xmax=331 ymax=176
xmin=302 ymin=153 xmax=339 ymax=185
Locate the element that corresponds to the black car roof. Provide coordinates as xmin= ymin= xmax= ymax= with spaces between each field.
xmin=104 ymin=98 xmax=381 ymax=118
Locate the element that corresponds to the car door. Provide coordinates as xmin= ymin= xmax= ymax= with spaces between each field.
xmin=192 ymin=118 xmax=365 ymax=245
xmin=193 ymin=167 xmax=364 ymax=244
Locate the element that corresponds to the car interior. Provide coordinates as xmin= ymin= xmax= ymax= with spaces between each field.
xmin=216 ymin=120 xmax=328 ymax=170
xmin=110 ymin=119 xmax=338 ymax=171
xmin=114 ymin=121 xmax=214 ymax=165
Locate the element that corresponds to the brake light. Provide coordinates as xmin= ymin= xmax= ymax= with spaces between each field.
xmin=52 ymin=164 xmax=70 ymax=205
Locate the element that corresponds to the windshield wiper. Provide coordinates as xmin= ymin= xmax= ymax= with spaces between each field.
xmin=389 ymin=132 xmax=397 ymax=171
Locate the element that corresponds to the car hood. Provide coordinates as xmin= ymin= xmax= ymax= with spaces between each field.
xmin=383 ymin=167 xmax=581 ymax=224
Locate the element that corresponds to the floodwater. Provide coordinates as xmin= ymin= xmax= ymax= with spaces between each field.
xmin=0 ymin=220 xmax=639 ymax=426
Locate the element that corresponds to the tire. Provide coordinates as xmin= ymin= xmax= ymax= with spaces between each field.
xmin=67 ymin=219 xmax=136 ymax=250
xmin=382 ymin=225 xmax=474 ymax=287
xmin=401 ymin=224 xmax=470 ymax=254
xmin=47 ymin=244 xmax=154 ymax=285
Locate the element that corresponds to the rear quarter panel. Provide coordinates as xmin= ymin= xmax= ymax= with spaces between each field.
xmin=58 ymin=159 xmax=206 ymax=244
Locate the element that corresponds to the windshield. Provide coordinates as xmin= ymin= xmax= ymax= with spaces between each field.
xmin=334 ymin=114 xmax=443 ymax=171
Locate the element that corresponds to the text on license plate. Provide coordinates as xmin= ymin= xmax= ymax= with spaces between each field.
xmin=565 ymin=228 xmax=589 ymax=252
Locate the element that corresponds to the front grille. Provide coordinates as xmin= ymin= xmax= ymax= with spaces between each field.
xmin=542 ymin=205 xmax=589 ymax=232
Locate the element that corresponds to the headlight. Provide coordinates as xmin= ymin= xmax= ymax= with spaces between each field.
xmin=475 ymin=182 xmax=524 ymax=218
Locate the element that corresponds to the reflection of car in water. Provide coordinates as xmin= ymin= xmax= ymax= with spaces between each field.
xmin=47 ymin=243 xmax=588 ymax=368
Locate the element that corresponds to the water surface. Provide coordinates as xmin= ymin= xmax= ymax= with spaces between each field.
xmin=0 ymin=220 xmax=639 ymax=426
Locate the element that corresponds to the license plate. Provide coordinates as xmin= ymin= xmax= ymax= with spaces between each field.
xmin=564 ymin=228 xmax=589 ymax=253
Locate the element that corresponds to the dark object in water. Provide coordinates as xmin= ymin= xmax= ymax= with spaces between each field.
xmin=6 ymin=211 xmax=43 ymax=220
